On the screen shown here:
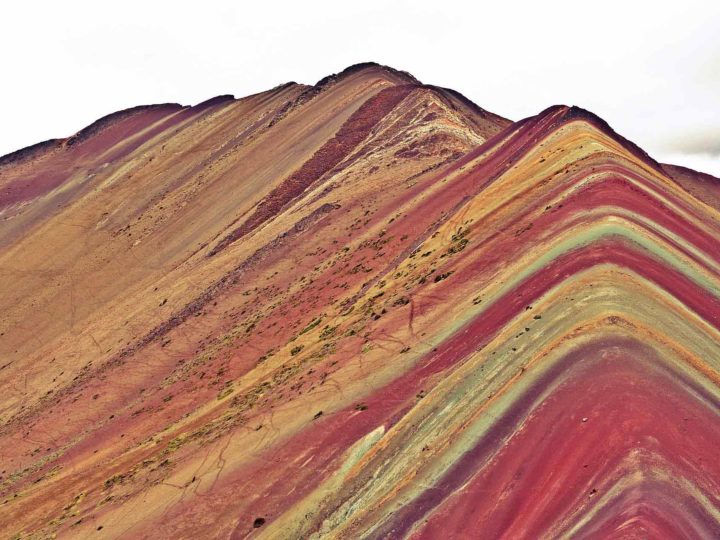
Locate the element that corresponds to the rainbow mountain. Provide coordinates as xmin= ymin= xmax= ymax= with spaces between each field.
xmin=1 ymin=63 xmax=719 ymax=539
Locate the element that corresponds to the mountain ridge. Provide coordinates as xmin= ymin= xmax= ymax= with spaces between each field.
xmin=1 ymin=63 xmax=719 ymax=539
xmin=3 ymin=62 xmax=713 ymax=181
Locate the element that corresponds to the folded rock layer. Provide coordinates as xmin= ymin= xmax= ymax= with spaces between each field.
xmin=0 ymin=63 xmax=718 ymax=539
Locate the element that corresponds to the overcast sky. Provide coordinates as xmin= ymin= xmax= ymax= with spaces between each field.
xmin=2 ymin=0 xmax=719 ymax=175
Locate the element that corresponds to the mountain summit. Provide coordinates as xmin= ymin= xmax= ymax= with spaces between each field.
xmin=1 ymin=64 xmax=719 ymax=539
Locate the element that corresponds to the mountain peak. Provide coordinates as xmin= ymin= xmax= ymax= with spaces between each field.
xmin=314 ymin=61 xmax=421 ymax=88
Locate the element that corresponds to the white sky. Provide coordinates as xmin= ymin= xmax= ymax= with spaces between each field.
xmin=1 ymin=0 xmax=719 ymax=175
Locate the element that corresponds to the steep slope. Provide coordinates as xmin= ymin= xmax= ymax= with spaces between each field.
xmin=1 ymin=65 xmax=719 ymax=539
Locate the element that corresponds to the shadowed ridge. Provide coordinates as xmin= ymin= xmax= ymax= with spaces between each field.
xmin=287 ymin=62 xmax=421 ymax=109
xmin=562 ymin=105 xmax=665 ymax=173
xmin=65 ymin=103 xmax=184 ymax=147
xmin=485 ymin=103 xmax=666 ymax=174
xmin=0 ymin=96 xmax=236 ymax=169
xmin=445 ymin=104 xmax=667 ymax=191
xmin=0 ymin=104 xmax=184 ymax=170
xmin=467 ymin=103 xmax=567 ymax=159
xmin=231 ymin=81 xmax=307 ymax=106
xmin=0 ymin=138 xmax=63 ymax=168
xmin=191 ymin=94 xmax=236 ymax=109
xmin=427 ymin=84 xmax=511 ymax=126
xmin=314 ymin=61 xmax=420 ymax=88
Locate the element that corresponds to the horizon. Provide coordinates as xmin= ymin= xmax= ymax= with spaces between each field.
xmin=2 ymin=0 xmax=719 ymax=176
xmin=0 ymin=61 xmax=693 ymax=170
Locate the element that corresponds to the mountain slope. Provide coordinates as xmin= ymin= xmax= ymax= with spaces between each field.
xmin=1 ymin=64 xmax=719 ymax=539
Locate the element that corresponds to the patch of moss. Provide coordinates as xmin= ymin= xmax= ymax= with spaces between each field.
xmin=299 ymin=317 xmax=323 ymax=335
xmin=319 ymin=325 xmax=337 ymax=340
